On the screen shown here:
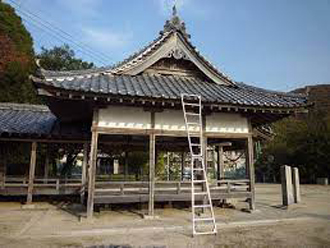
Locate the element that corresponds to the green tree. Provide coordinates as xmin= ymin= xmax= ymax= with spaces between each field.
xmin=256 ymin=111 xmax=330 ymax=183
xmin=37 ymin=44 xmax=94 ymax=71
xmin=0 ymin=1 xmax=38 ymax=103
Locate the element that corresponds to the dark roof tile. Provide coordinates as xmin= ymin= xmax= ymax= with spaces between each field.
xmin=36 ymin=74 xmax=307 ymax=108
xmin=0 ymin=103 xmax=90 ymax=138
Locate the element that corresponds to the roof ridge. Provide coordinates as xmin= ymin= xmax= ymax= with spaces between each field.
xmin=0 ymin=103 xmax=50 ymax=112
xmin=39 ymin=66 xmax=113 ymax=77
xmin=236 ymin=82 xmax=307 ymax=98
xmin=111 ymin=31 xmax=172 ymax=73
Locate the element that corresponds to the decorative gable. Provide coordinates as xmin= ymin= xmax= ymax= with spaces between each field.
xmin=111 ymin=8 xmax=235 ymax=86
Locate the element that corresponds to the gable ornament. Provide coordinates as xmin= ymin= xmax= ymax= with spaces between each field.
xmin=166 ymin=48 xmax=190 ymax=60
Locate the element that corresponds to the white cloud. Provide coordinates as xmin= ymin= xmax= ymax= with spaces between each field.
xmin=82 ymin=27 xmax=133 ymax=50
xmin=56 ymin=0 xmax=102 ymax=17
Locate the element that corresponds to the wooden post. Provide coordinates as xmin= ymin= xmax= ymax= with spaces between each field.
xmin=181 ymin=152 xmax=185 ymax=180
xmin=247 ymin=136 xmax=256 ymax=210
xmin=87 ymin=108 xmax=99 ymax=219
xmin=281 ymin=165 xmax=294 ymax=206
xmin=202 ymin=115 xmax=208 ymax=209
xmin=148 ymin=133 xmax=156 ymax=216
xmin=148 ymin=111 xmax=156 ymax=217
xmin=81 ymin=142 xmax=88 ymax=204
xmin=27 ymin=142 xmax=37 ymax=204
xmin=124 ymin=151 xmax=129 ymax=180
xmin=86 ymin=132 xmax=98 ymax=218
xmin=43 ymin=146 xmax=50 ymax=183
xmin=219 ymin=146 xmax=224 ymax=179
xmin=292 ymin=167 xmax=301 ymax=203
xmin=0 ymin=149 xmax=6 ymax=189
xmin=166 ymin=151 xmax=170 ymax=181
xmin=87 ymin=131 xmax=99 ymax=218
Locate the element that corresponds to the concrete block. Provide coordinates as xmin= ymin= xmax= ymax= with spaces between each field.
xmin=292 ymin=167 xmax=301 ymax=203
xmin=316 ymin=178 xmax=328 ymax=185
xmin=281 ymin=165 xmax=294 ymax=206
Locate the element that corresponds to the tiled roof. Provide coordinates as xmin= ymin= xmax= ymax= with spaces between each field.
xmin=0 ymin=103 xmax=55 ymax=135
xmin=37 ymin=73 xmax=307 ymax=108
xmin=33 ymin=12 xmax=308 ymax=110
xmin=0 ymin=103 xmax=89 ymax=138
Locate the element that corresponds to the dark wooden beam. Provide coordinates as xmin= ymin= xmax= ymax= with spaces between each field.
xmin=93 ymin=126 xmax=253 ymax=139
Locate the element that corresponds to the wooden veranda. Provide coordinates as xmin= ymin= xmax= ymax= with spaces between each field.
xmin=0 ymin=130 xmax=255 ymax=219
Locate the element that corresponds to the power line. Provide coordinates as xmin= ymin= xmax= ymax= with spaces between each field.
xmin=7 ymin=0 xmax=113 ymax=66
xmin=9 ymin=0 xmax=113 ymax=64
xmin=16 ymin=12 xmax=109 ymax=66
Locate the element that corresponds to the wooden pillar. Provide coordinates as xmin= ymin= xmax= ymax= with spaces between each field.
xmin=181 ymin=152 xmax=185 ymax=180
xmin=166 ymin=151 xmax=170 ymax=181
xmin=0 ymin=145 xmax=6 ymax=189
xmin=247 ymin=136 xmax=256 ymax=210
xmin=43 ymin=146 xmax=50 ymax=183
xmin=81 ymin=142 xmax=88 ymax=204
xmin=87 ymin=131 xmax=99 ymax=218
xmin=148 ymin=133 xmax=156 ymax=216
xmin=202 ymin=115 xmax=208 ymax=208
xmin=202 ymin=115 xmax=207 ymax=173
xmin=27 ymin=142 xmax=37 ymax=204
xmin=218 ymin=146 xmax=224 ymax=179
xmin=124 ymin=151 xmax=129 ymax=180
xmin=148 ymin=111 xmax=156 ymax=217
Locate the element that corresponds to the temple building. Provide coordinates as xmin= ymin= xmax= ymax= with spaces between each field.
xmin=0 ymin=9 xmax=307 ymax=218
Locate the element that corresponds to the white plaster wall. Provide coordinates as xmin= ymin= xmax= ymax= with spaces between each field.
xmin=206 ymin=113 xmax=248 ymax=133
xmin=98 ymin=107 xmax=248 ymax=133
xmin=98 ymin=106 xmax=151 ymax=129
xmin=155 ymin=109 xmax=199 ymax=131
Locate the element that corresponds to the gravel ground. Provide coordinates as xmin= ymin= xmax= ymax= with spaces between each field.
xmin=0 ymin=184 xmax=329 ymax=248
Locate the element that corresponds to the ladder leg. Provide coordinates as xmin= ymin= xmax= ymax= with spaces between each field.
xmin=181 ymin=94 xmax=217 ymax=236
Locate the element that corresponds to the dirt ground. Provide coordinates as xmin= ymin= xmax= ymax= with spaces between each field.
xmin=0 ymin=184 xmax=329 ymax=248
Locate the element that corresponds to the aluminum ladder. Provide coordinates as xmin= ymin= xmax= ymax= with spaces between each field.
xmin=181 ymin=93 xmax=217 ymax=236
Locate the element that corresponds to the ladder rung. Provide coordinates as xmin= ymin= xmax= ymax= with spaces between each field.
xmin=193 ymin=180 xmax=206 ymax=183
xmin=193 ymin=168 xmax=203 ymax=171
xmin=186 ymin=112 xmax=199 ymax=116
xmin=193 ymin=204 xmax=211 ymax=208
xmin=194 ymin=230 xmax=217 ymax=235
xmin=184 ymin=103 xmax=200 ymax=106
xmin=194 ymin=192 xmax=208 ymax=195
xmin=194 ymin=217 xmax=214 ymax=222
xmin=187 ymin=122 xmax=200 ymax=125
xmin=190 ymin=143 xmax=201 ymax=146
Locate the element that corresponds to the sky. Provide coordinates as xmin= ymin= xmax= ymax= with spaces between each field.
xmin=5 ymin=0 xmax=330 ymax=91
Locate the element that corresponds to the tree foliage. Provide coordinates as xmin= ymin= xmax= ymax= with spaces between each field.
xmin=37 ymin=44 xmax=94 ymax=71
xmin=256 ymin=110 xmax=330 ymax=183
xmin=0 ymin=1 xmax=38 ymax=103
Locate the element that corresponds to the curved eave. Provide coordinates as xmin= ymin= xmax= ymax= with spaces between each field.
xmin=32 ymin=75 xmax=308 ymax=114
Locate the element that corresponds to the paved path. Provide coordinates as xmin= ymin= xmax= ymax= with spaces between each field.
xmin=0 ymin=184 xmax=329 ymax=248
